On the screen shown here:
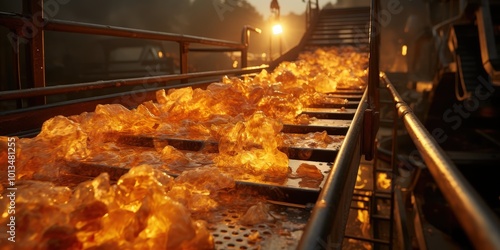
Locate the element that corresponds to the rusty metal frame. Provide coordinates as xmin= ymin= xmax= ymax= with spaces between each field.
xmin=0 ymin=66 xmax=267 ymax=101
xmin=0 ymin=66 xmax=266 ymax=136
xmin=0 ymin=1 xmax=264 ymax=136
xmin=0 ymin=1 xmax=261 ymax=106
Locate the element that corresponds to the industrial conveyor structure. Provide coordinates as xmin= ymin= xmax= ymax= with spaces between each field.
xmin=1 ymin=1 xmax=499 ymax=250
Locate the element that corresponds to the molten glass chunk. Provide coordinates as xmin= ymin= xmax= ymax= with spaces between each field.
xmin=295 ymin=163 xmax=324 ymax=188
xmin=280 ymin=131 xmax=343 ymax=149
xmin=239 ymin=202 xmax=273 ymax=226
xmin=214 ymin=112 xmax=290 ymax=182
xmin=0 ymin=165 xmax=230 ymax=249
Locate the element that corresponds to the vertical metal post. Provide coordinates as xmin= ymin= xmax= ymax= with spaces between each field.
xmin=364 ymin=0 xmax=380 ymax=160
xmin=315 ymin=0 xmax=319 ymax=18
xmin=241 ymin=48 xmax=248 ymax=68
xmin=279 ymin=35 xmax=282 ymax=57
xmin=241 ymin=28 xmax=249 ymax=68
xmin=179 ymin=41 xmax=188 ymax=83
xmin=305 ymin=4 xmax=309 ymax=28
xmin=269 ymin=33 xmax=273 ymax=61
xmin=307 ymin=0 xmax=312 ymax=27
xmin=240 ymin=26 xmax=260 ymax=68
xmin=389 ymin=98 xmax=399 ymax=250
xmin=12 ymin=30 xmax=23 ymax=108
xmin=368 ymin=0 xmax=380 ymax=111
xmin=23 ymin=0 xmax=46 ymax=106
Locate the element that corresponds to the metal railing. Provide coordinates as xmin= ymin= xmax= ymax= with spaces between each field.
xmin=305 ymin=0 xmax=320 ymax=28
xmin=298 ymin=90 xmax=368 ymax=250
xmin=381 ymin=72 xmax=500 ymax=250
xmin=0 ymin=0 xmax=264 ymax=136
xmin=476 ymin=0 xmax=500 ymax=85
xmin=299 ymin=2 xmax=380 ymax=248
xmin=0 ymin=0 xmax=261 ymax=107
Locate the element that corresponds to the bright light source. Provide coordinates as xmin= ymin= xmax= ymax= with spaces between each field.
xmin=401 ymin=45 xmax=407 ymax=56
xmin=232 ymin=60 xmax=238 ymax=68
xmin=272 ymin=24 xmax=283 ymax=35
xmin=158 ymin=51 xmax=164 ymax=58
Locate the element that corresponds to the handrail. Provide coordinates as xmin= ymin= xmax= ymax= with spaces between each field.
xmin=0 ymin=1 xmax=260 ymax=106
xmin=476 ymin=0 xmax=500 ymax=85
xmin=0 ymin=66 xmax=268 ymax=101
xmin=0 ymin=11 xmax=245 ymax=49
xmin=305 ymin=0 xmax=319 ymax=28
xmin=381 ymin=72 xmax=500 ymax=250
xmin=298 ymin=90 xmax=368 ymax=249
xmin=240 ymin=25 xmax=262 ymax=68
xmin=431 ymin=0 xmax=467 ymax=37
xmin=268 ymin=1 xmax=321 ymax=70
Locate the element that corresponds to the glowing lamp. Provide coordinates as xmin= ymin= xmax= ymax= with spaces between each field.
xmin=272 ymin=24 xmax=283 ymax=35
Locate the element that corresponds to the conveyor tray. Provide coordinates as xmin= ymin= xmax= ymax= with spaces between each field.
xmin=302 ymin=107 xmax=356 ymax=120
xmin=112 ymin=133 xmax=343 ymax=162
xmin=309 ymin=101 xmax=360 ymax=109
xmin=323 ymin=93 xmax=363 ymax=101
xmin=64 ymin=159 xmax=331 ymax=204
xmin=329 ymin=89 xmax=365 ymax=95
xmin=43 ymin=172 xmax=313 ymax=250
xmin=282 ymin=119 xmax=351 ymax=135
xmin=204 ymin=202 xmax=311 ymax=250
xmin=45 ymin=171 xmax=312 ymax=250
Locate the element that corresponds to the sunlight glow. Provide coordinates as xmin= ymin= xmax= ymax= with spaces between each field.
xmin=272 ymin=24 xmax=283 ymax=35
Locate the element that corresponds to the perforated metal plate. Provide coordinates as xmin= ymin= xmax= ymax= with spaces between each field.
xmin=206 ymin=204 xmax=311 ymax=250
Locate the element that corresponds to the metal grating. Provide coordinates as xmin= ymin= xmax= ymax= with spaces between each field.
xmin=206 ymin=205 xmax=311 ymax=250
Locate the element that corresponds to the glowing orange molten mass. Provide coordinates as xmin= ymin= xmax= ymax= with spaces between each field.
xmin=0 ymin=165 xmax=229 ymax=249
xmin=214 ymin=112 xmax=289 ymax=182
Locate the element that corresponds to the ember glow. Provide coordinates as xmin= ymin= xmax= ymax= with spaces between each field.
xmin=377 ymin=173 xmax=392 ymax=190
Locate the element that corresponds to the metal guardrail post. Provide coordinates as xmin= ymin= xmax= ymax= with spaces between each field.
xmin=388 ymin=88 xmax=400 ymax=250
xmin=305 ymin=0 xmax=319 ymax=28
xmin=179 ymin=42 xmax=189 ymax=83
xmin=1 ymin=9 xmax=251 ymax=88
xmin=368 ymin=0 xmax=380 ymax=110
xmin=240 ymin=25 xmax=262 ymax=68
xmin=11 ymin=30 xmax=23 ymax=108
xmin=22 ymin=0 xmax=46 ymax=106
xmin=363 ymin=0 xmax=380 ymax=160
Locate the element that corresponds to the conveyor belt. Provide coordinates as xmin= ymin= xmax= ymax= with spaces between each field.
xmin=65 ymin=87 xmax=361 ymax=191
xmin=0 ymin=5 xmax=373 ymax=250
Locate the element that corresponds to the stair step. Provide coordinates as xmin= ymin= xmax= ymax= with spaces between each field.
xmin=307 ymin=7 xmax=371 ymax=50
xmin=316 ymin=21 xmax=369 ymax=27
xmin=313 ymin=30 xmax=367 ymax=35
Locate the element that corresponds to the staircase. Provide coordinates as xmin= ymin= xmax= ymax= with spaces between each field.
xmin=306 ymin=7 xmax=370 ymax=49
xmin=451 ymin=24 xmax=490 ymax=96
